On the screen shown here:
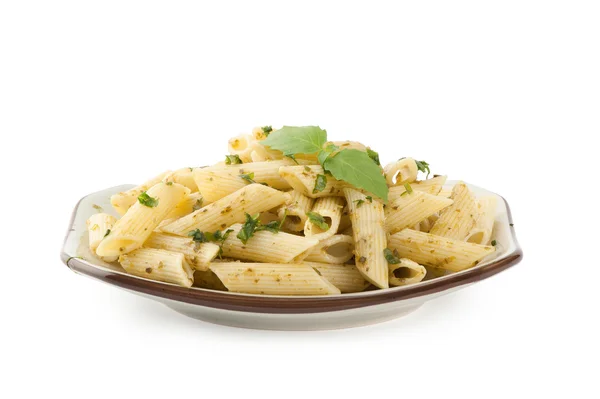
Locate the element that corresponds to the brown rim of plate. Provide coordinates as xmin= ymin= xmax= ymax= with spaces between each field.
xmin=61 ymin=195 xmax=522 ymax=315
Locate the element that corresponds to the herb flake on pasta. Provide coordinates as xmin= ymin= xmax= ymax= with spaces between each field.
xmin=138 ymin=192 xmax=159 ymax=208
xmin=306 ymin=211 xmax=330 ymax=231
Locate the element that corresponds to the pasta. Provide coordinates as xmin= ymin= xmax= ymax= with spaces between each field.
xmin=88 ymin=125 xmax=501 ymax=295
xmin=429 ymin=181 xmax=482 ymax=240
xmin=304 ymin=234 xmax=355 ymax=264
xmin=119 ymin=248 xmax=194 ymax=287
xmin=385 ymin=190 xmax=453 ymax=234
xmin=209 ymin=262 xmax=341 ymax=295
xmin=466 ymin=196 xmax=498 ymax=245
xmin=344 ymin=188 xmax=389 ymax=289
xmin=160 ymin=183 xmax=287 ymax=236
xmin=143 ymin=232 xmax=220 ymax=271
xmin=220 ymin=223 xmax=319 ymax=263
xmin=388 ymin=229 xmax=495 ymax=272
xmin=97 ymin=182 xmax=190 ymax=257
xmin=304 ymin=196 xmax=345 ymax=241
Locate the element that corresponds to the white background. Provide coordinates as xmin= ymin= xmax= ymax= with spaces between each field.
xmin=1 ymin=1 xmax=598 ymax=398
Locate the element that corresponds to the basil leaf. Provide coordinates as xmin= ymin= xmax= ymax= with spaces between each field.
xmin=225 ymin=154 xmax=243 ymax=165
xmin=306 ymin=211 xmax=330 ymax=231
xmin=383 ymin=248 xmax=401 ymax=264
xmin=138 ymin=192 xmax=159 ymax=208
xmin=313 ymin=174 xmax=328 ymax=194
xmin=323 ymin=149 xmax=388 ymax=201
xmin=261 ymin=126 xmax=327 ymax=156
xmin=237 ymin=213 xmax=260 ymax=244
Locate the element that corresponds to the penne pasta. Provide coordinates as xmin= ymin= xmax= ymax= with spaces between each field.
xmin=429 ymin=182 xmax=482 ymax=240
xmin=466 ymin=196 xmax=498 ymax=245
xmin=143 ymin=232 xmax=220 ymax=271
xmin=388 ymin=175 xmax=448 ymax=202
xmin=160 ymin=184 xmax=287 ymax=236
xmin=304 ymin=234 xmax=355 ymax=264
xmin=209 ymin=262 xmax=341 ymax=295
xmin=303 ymin=261 xmax=370 ymax=293
xmin=384 ymin=158 xmax=418 ymax=186
xmin=86 ymin=213 xmax=118 ymax=262
xmin=388 ymin=229 xmax=495 ymax=272
xmin=228 ymin=134 xmax=254 ymax=163
xmin=278 ymin=190 xmax=315 ymax=232
xmin=279 ymin=165 xmax=351 ymax=198
xmin=97 ymin=182 xmax=190 ymax=257
xmin=193 ymin=159 xmax=303 ymax=204
xmin=220 ymin=223 xmax=319 ymax=263
xmin=110 ymin=171 xmax=171 ymax=215
xmin=164 ymin=192 xmax=204 ymax=221
xmin=193 ymin=270 xmax=228 ymax=291
xmin=304 ymin=196 xmax=345 ymax=241
xmin=344 ymin=188 xmax=389 ymax=289
xmin=119 ymin=248 xmax=194 ymax=287
xmin=385 ymin=190 xmax=453 ymax=234
xmin=165 ymin=168 xmax=199 ymax=192
xmin=388 ymin=258 xmax=427 ymax=286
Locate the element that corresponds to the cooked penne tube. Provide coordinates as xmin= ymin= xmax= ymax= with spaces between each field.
xmin=338 ymin=205 xmax=352 ymax=233
xmin=220 ymin=223 xmax=319 ymax=263
xmin=193 ymin=159 xmax=302 ymax=204
xmin=193 ymin=270 xmax=228 ymax=291
xmin=143 ymin=232 xmax=220 ymax=271
xmin=110 ymin=171 xmax=171 ymax=215
xmin=304 ymin=196 xmax=345 ymax=241
xmin=388 ymin=175 xmax=448 ymax=202
xmin=303 ymin=261 xmax=370 ymax=293
xmin=388 ymin=258 xmax=427 ymax=286
xmin=385 ymin=190 xmax=453 ymax=234
xmin=165 ymin=168 xmax=199 ymax=192
xmin=97 ymin=182 xmax=190 ymax=257
xmin=86 ymin=213 xmax=118 ymax=262
xmin=228 ymin=134 xmax=254 ymax=162
xmin=279 ymin=165 xmax=351 ymax=198
xmin=466 ymin=196 xmax=498 ymax=245
xmin=278 ymin=190 xmax=315 ymax=232
xmin=384 ymin=158 xmax=418 ymax=186
xmin=160 ymin=184 xmax=287 ymax=236
xmin=119 ymin=248 xmax=194 ymax=287
xmin=429 ymin=182 xmax=482 ymax=240
xmin=438 ymin=188 xmax=453 ymax=198
xmin=304 ymin=234 xmax=355 ymax=264
xmin=388 ymin=229 xmax=495 ymax=272
xmin=344 ymin=188 xmax=389 ymax=289
xmin=164 ymin=192 xmax=204 ymax=221
xmin=210 ymin=262 xmax=341 ymax=295
xmin=252 ymin=126 xmax=271 ymax=141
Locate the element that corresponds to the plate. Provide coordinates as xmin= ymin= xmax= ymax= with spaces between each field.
xmin=61 ymin=182 xmax=522 ymax=330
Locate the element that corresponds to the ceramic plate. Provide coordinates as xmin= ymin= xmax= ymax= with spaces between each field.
xmin=61 ymin=182 xmax=522 ymax=330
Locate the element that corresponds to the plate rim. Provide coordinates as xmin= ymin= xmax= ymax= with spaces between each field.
xmin=60 ymin=185 xmax=523 ymax=315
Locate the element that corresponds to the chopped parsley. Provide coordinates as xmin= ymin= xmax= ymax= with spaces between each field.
xmin=165 ymin=181 xmax=173 ymax=186
xmin=366 ymin=148 xmax=380 ymax=166
xmin=239 ymin=172 xmax=256 ymax=184
xmin=383 ymin=248 xmax=401 ymax=264
xmin=304 ymin=166 xmax=312 ymax=172
xmin=365 ymin=196 xmax=373 ymax=203
xmin=415 ymin=160 xmax=431 ymax=178
xmin=313 ymin=174 xmax=327 ymax=194
xmin=401 ymin=183 xmax=413 ymax=196
xmin=491 ymin=240 xmax=498 ymax=246
xmin=188 ymin=229 xmax=208 ymax=243
xmin=138 ymin=192 xmax=159 ymax=208
xmin=237 ymin=213 xmax=261 ymax=244
xmin=262 ymin=125 xmax=273 ymax=135
xmin=354 ymin=199 xmax=365 ymax=208
xmin=192 ymin=199 xmax=204 ymax=211
xmin=306 ymin=211 xmax=330 ymax=231
xmin=225 ymin=154 xmax=243 ymax=165
xmin=103 ymin=229 xmax=111 ymax=238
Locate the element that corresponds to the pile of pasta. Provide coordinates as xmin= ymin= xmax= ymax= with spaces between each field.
xmin=87 ymin=127 xmax=497 ymax=295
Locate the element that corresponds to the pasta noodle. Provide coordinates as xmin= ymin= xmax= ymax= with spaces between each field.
xmin=388 ymin=258 xmax=427 ymax=286
xmin=160 ymin=184 xmax=287 ymax=236
xmin=303 ymin=261 xmax=370 ymax=293
xmin=209 ymin=262 xmax=341 ymax=295
xmin=388 ymin=175 xmax=448 ymax=202
xmin=384 ymin=158 xmax=418 ymax=186
xmin=279 ymin=165 xmax=351 ymax=198
xmin=278 ymin=190 xmax=315 ymax=232
xmin=429 ymin=182 xmax=482 ymax=240
xmin=110 ymin=171 xmax=171 ymax=215
xmin=388 ymin=229 xmax=495 ymax=272
xmin=304 ymin=234 xmax=355 ymax=264
xmin=466 ymin=196 xmax=498 ymax=245
xmin=97 ymin=182 xmax=190 ymax=257
xmin=165 ymin=168 xmax=199 ymax=192
xmin=86 ymin=213 xmax=118 ymax=262
xmin=143 ymin=232 xmax=220 ymax=271
xmin=304 ymin=196 xmax=345 ymax=241
xmin=220 ymin=223 xmax=319 ymax=263
xmin=344 ymin=188 xmax=389 ymax=289
xmin=119 ymin=248 xmax=194 ymax=287
xmin=385 ymin=191 xmax=453 ymax=234
xmin=228 ymin=134 xmax=254 ymax=163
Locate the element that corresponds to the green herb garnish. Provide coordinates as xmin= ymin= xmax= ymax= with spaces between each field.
xmin=491 ymin=240 xmax=498 ymax=246
xmin=383 ymin=248 xmax=401 ymax=264
xmin=366 ymin=149 xmax=380 ymax=165
xmin=261 ymin=126 xmax=327 ymax=156
xmin=225 ymin=154 xmax=243 ymax=165
xmin=237 ymin=213 xmax=261 ymax=244
xmin=103 ymin=229 xmax=111 ymax=238
xmin=239 ymin=172 xmax=256 ymax=184
xmin=366 ymin=196 xmax=373 ymax=203
xmin=354 ymin=199 xmax=364 ymax=208
xmin=165 ymin=181 xmax=173 ymax=186
xmin=313 ymin=174 xmax=327 ymax=193
xmin=261 ymin=125 xmax=273 ymax=135
xmin=192 ymin=199 xmax=203 ymax=211
xmin=306 ymin=211 xmax=330 ymax=231
xmin=401 ymin=183 xmax=413 ymax=196
xmin=415 ymin=160 xmax=431 ymax=178
xmin=138 ymin=192 xmax=159 ymax=208
xmin=188 ymin=229 xmax=208 ymax=243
